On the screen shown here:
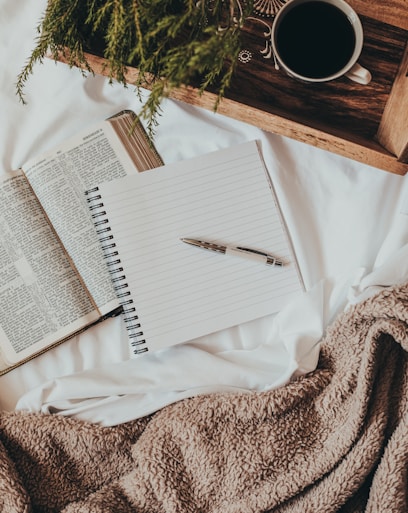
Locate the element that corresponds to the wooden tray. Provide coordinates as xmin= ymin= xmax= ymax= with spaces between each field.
xmin=58 ymin=1 xmax=408 ymax=175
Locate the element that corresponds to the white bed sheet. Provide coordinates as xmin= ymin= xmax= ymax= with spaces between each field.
xmin=0 ymin=0 xmax=407 ymax=425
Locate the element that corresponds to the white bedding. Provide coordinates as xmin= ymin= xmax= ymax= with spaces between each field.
xmin=1 ymin=0 xmax=407 ymax=425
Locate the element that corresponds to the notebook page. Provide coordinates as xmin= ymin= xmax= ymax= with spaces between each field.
xmin=96 ymin=141 xmax=304 ymax=354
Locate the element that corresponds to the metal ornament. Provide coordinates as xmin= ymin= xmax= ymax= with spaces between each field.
xmin=238 ymin=49 xmax=253 ymax=63
xmin=253 ymin=0 xmax=288 ymax=17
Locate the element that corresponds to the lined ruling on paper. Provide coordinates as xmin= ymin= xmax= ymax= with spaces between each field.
xmin=94 ymin=141 xmax=304 ymax=353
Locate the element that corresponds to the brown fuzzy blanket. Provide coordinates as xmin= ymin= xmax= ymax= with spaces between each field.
xmin=1 ymin=282 xmax=407 ymax=513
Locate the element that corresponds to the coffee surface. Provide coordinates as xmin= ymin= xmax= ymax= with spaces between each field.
xmin=276 ymin=2 xmax=356 ymax=78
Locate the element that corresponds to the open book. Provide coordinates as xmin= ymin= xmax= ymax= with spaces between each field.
xmin=87 ymin=141 xmax=304 ymax=356
xmin=0 ymin=111 xmax=163 ymax=374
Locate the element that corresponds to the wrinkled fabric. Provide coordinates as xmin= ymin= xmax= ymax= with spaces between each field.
xmin=1 ymin=282 xmax=407 ymax=512
xmin=1 ymin=0 xmax=407 ymax=421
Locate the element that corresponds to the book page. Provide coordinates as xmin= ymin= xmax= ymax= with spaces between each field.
xmin=95 ymin=141 xmax=304 ymax=355
xmin=22 ymin=119 xmax=139 ymax=313
xmin=0 ymin=171 xmax=100 ymax=367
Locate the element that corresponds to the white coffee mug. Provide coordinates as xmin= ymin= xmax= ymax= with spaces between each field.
xmin=271 ymin=0 xmax=372 ymax=84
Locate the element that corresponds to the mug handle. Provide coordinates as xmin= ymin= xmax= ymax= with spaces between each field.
xmin=345 ymin=63 xmax=372 ymax=85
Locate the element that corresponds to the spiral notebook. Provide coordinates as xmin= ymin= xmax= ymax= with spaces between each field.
xmin=86 ymin=141 xmax=304 ymax=356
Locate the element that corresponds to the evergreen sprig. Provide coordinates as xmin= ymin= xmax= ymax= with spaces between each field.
xmin=17 ymin=0 xmax=253 ymax=137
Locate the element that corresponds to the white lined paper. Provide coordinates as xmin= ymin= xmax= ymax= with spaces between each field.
xmin=96 ymin=141 xmax=304 ymax=353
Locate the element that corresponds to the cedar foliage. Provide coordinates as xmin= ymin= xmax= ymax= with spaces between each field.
xmin=17 ymin=0 xmax=253 ymax=136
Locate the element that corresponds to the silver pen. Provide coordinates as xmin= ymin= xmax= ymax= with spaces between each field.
xmin=180 ymin=238 xmax=283 ymax=266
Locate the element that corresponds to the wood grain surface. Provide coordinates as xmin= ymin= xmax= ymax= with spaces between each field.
xmin=225 ymin=15 xmax=407 ymax=145
xmin=55 ymin=4 xmax=408 ymax=175
xmin=377 ymin=41 xmax=408 ymax=161
xmin=347 ymin=0 xmax=408 ymax=30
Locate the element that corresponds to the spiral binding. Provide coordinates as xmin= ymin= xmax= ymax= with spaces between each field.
xmin=85 ymin=186 xmax=148 ymax=355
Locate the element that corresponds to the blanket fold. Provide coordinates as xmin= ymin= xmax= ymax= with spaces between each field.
xmin=1 ymin=282 xmax=407 ymax=513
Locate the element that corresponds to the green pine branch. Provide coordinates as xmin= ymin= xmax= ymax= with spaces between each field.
xmin=17 ymin=0 xmax=253 ymax=137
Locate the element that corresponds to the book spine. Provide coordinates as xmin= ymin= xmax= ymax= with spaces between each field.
xmin=85 ymin=187 xmax=148 ymax=355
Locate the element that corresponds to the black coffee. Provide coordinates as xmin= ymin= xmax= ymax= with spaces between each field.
xmin=276 ymin=1 xmax=356 ymax=79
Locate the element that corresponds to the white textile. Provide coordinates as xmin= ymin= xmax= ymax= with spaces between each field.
xmin=0 ymin=0 xmax=407 ymax=425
